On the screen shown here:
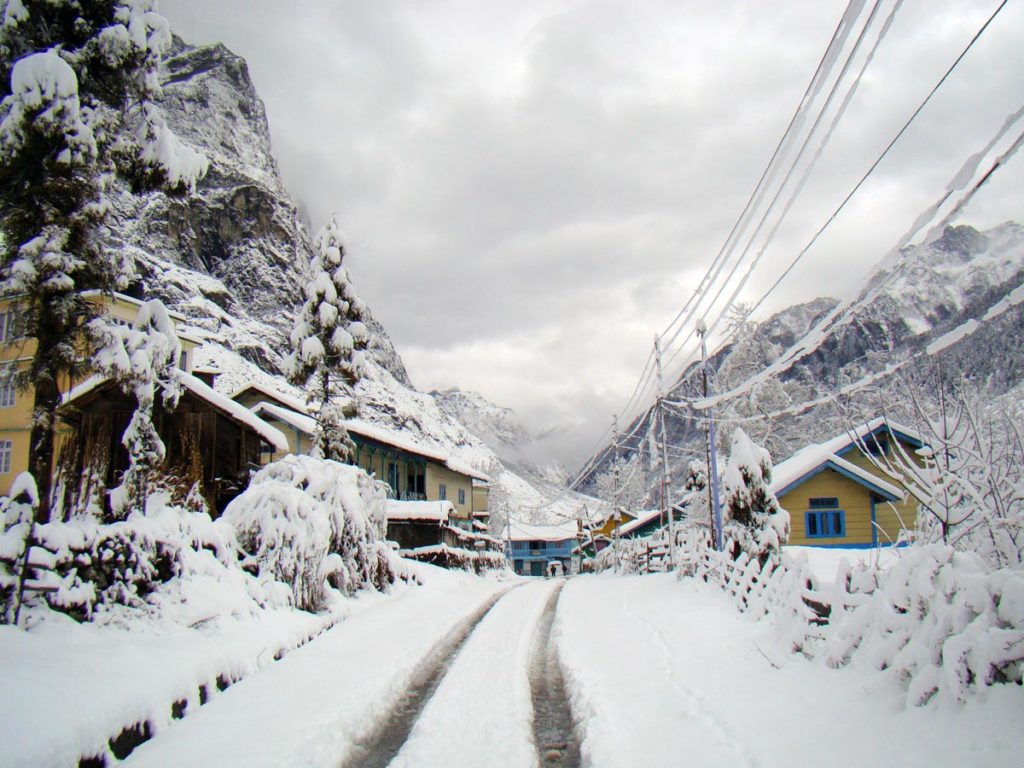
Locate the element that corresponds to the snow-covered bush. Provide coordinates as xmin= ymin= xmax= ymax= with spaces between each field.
xmin=822 ymin=544 xmax=1024 ymax=705
xmin=223 ymin=455 xmax=396 ymax=611
xmin=1 ymin=491 xmax=253 ymax=622
xmin=721 ymin=428 xmax=789 ymax=564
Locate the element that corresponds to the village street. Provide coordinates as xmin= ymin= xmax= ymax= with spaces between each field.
xmin=110 ymin=568 xmax=1021 ymax=768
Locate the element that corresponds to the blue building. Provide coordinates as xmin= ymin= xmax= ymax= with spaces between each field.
xmin=507 ymin=521 xmax=578 ymax=576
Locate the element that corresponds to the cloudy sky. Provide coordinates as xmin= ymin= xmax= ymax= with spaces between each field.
xmin=160 ymin=0 xmax=1024 ymax=466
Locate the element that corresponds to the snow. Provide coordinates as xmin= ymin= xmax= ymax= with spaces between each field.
xmin=389 ymin=580 xmax=556 ymax=768
xmin=386 ymin=500 xmax=453 ymax=523
xmin=771 ymin=446 xmax=903 ymax=500
xmin=508 ymin=519 xmax=578 ymax=542
xmin=0 ymin=573 xmax=394 ymax=768
xmin=557 ymin=572 xmax=1024 ymax=768
xmin=120 ymin=567 xmax=508 ymax=768
xmin=0 ymin=50 xmax=96 ymax=164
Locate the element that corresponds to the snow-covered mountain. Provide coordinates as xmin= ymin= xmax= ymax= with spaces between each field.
xmin=575 ymin=221 xmax=1024 ymax=497
xmin=431 ymin=388 xmax=572 ymax=484
xmin=104 ymin=36 xmax=592 ymax=530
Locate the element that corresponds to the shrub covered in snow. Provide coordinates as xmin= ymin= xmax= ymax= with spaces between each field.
xmin=721 ymin=428 xmax=789 ymax=564
xmin=223 ymin=455 xmax=396 ymax=611
xmin=822 ymin=543 xmax=1024 ymax=705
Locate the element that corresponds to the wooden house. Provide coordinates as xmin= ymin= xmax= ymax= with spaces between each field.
xmin=232 ymin=383 xmax=491 ymax=531
xmin=0 ymin=291 xmax=203 ymax=497
xmin=56 ymin=373 xmax=287 ymax=515
xmin=772 ymin=418 xmax=924 ymax=548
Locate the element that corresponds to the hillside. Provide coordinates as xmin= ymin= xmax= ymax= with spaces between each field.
xmin=102 ymin=36 xmax=593 ymax=531
xmin=575 ymin=221 xmax=1024 ymax=497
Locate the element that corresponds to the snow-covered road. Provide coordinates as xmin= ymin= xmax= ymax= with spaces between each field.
xmin=52 ymin=567 xmax=1024 ymax=768
xmin=123 ymin=573 xmax=508 ymax=768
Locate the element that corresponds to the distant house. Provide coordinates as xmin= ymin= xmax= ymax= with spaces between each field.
xmin=507 ymin=520 xmax=579 ymax=576
xmin=772 ymin=418 xmax=924 ymax=548
xmin=231 ymin=382 xmax=491 ymax=531
xmin=618 ymin=502 xmax=689 ymax=540
xmin=56 ymin=373 xmax=288 ymax=515
xmin=385 ymin=499 xmax=504 ymax=571
xmin=579 ymin=507 xmax=638 ymax=553
xmin=0 ymin=290 xmax=204 ymax=498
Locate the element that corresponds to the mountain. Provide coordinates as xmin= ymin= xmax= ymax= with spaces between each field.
xmin=574 ymin=222 xmax=1024 ymax=497
xmin=430 ymin=389 xmax=571 ymax=479
xmin=102 ymin=37 xmax=593 ymax=530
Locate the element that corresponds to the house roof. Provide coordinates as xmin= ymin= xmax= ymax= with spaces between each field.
xmin=815 ymin=417 xmax=924 ymax=459
xmin=508 ymin=519 xmax=579 ymax=542
xmin=249 ymin=401 xmax=492 ymax=483
xmin=386 ymin=500 xmax=453 ymax=523
xmin=63 ymin=373 xmax=289 ymax=453
xmin=770 ymin=419 xmax=914 ymax=503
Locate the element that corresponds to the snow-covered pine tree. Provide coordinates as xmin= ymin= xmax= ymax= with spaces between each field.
xmin=91 ymin=299 xmax=181 ymax=518
xmin=285 ymin=214 xmax=370 ymax=462
xmin=721 ymin=427 xmax=790 ymax=564
xmin=0 ymin=1 xmax=207 ymax=523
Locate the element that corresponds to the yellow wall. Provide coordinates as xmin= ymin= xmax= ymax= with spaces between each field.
xmin=780 ymin=469 xmax=877 ymax=546
xmin=0 ymin=294 xmax=198 ymax=496
xmin=835 ymin=443 xmax=918 ymax=540
xmin=426 ymin=462 xmax=473 ymax=520
xmin=472 ymin=484 xmax=489 ymax=517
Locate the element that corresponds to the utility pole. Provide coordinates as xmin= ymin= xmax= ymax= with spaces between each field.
xmin=696 ymin=320 xmax=724 ymax=552
xmin=654 ymin=334 xmax=675 ymax=568
xmin=611 ymin=414 xmax=621 ymax=564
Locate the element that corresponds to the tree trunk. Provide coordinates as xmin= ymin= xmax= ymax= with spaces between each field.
xmin=27 ymin=375 xmax=60 ymax=524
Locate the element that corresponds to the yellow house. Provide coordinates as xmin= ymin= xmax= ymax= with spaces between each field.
xmin=231 ymin=383 xmax=490 ymax=529
xmin=0 ymin=291 xmax=202 ymax=496
xmin=771 ymin=418 xmax=924 ymax=548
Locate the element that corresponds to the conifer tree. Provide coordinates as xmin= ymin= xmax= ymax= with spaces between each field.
xmin=286 ymin=214 xmax=369 ymax=462
xmin=0 ymin=1 xmax=207 ymax=522
xmin=721 ymin=427 xmax=790 ymax=563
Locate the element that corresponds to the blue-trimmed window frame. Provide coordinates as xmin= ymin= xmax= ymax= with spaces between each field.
xmin=805 ymin=507 xmax=846 ymax=538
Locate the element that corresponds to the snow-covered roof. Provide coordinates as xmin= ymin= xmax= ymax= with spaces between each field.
xmin=63 ymin=373 xmax=289 ymax=454
xmin=771 ymin=445 xmax=903 ymax=502
xmin=617 ymin=508 xmax=668 ymax=537
xmin=817 ymin=417 xmax=925 ymax=457
xmin=181 ymin=375 xmax=290 ymax=453
xmin=508 ymin=519 xmax=579 ymax=542
xmin=386 ymin=500 xmax=453 ymax=523
xmin=248 ymin=400 xmax=491 ymax=482
xmin=230 ymin=381 xmax=310 ymax=415
xmin=252 ymin=401 xmax=317 ymax=435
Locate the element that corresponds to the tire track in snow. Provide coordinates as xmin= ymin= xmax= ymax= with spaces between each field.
xmin=342 ymin=585 xmax=516 ymax=768
xmin=620 ymin=579 xmax=759 ymax=768
xmin=530 ymin=581 xmax=581 ymax=768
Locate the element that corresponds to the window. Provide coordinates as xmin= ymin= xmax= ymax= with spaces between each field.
xmin=0 ymin=308 xmax=21 ymax=342
xmin=439 ymin=483 xmax=447 ymax=500
xmin=0 ymin=369 xmax=14 ymax=409
xmin=0 ymin=440 xmax=11 ymax=474
xmin=458 ymin=488 xmax=466 ymax=505
xmin=808 ymin=497 xmax=839 ymax=509
xmin=805 ymin=505 xmax=845 ymax=538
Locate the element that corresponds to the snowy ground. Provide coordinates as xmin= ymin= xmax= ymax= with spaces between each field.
xmin=4 ymin=554 xmax=1022 ymax=767
xmin=558 ymin=572 xmax=1024 ymax=768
